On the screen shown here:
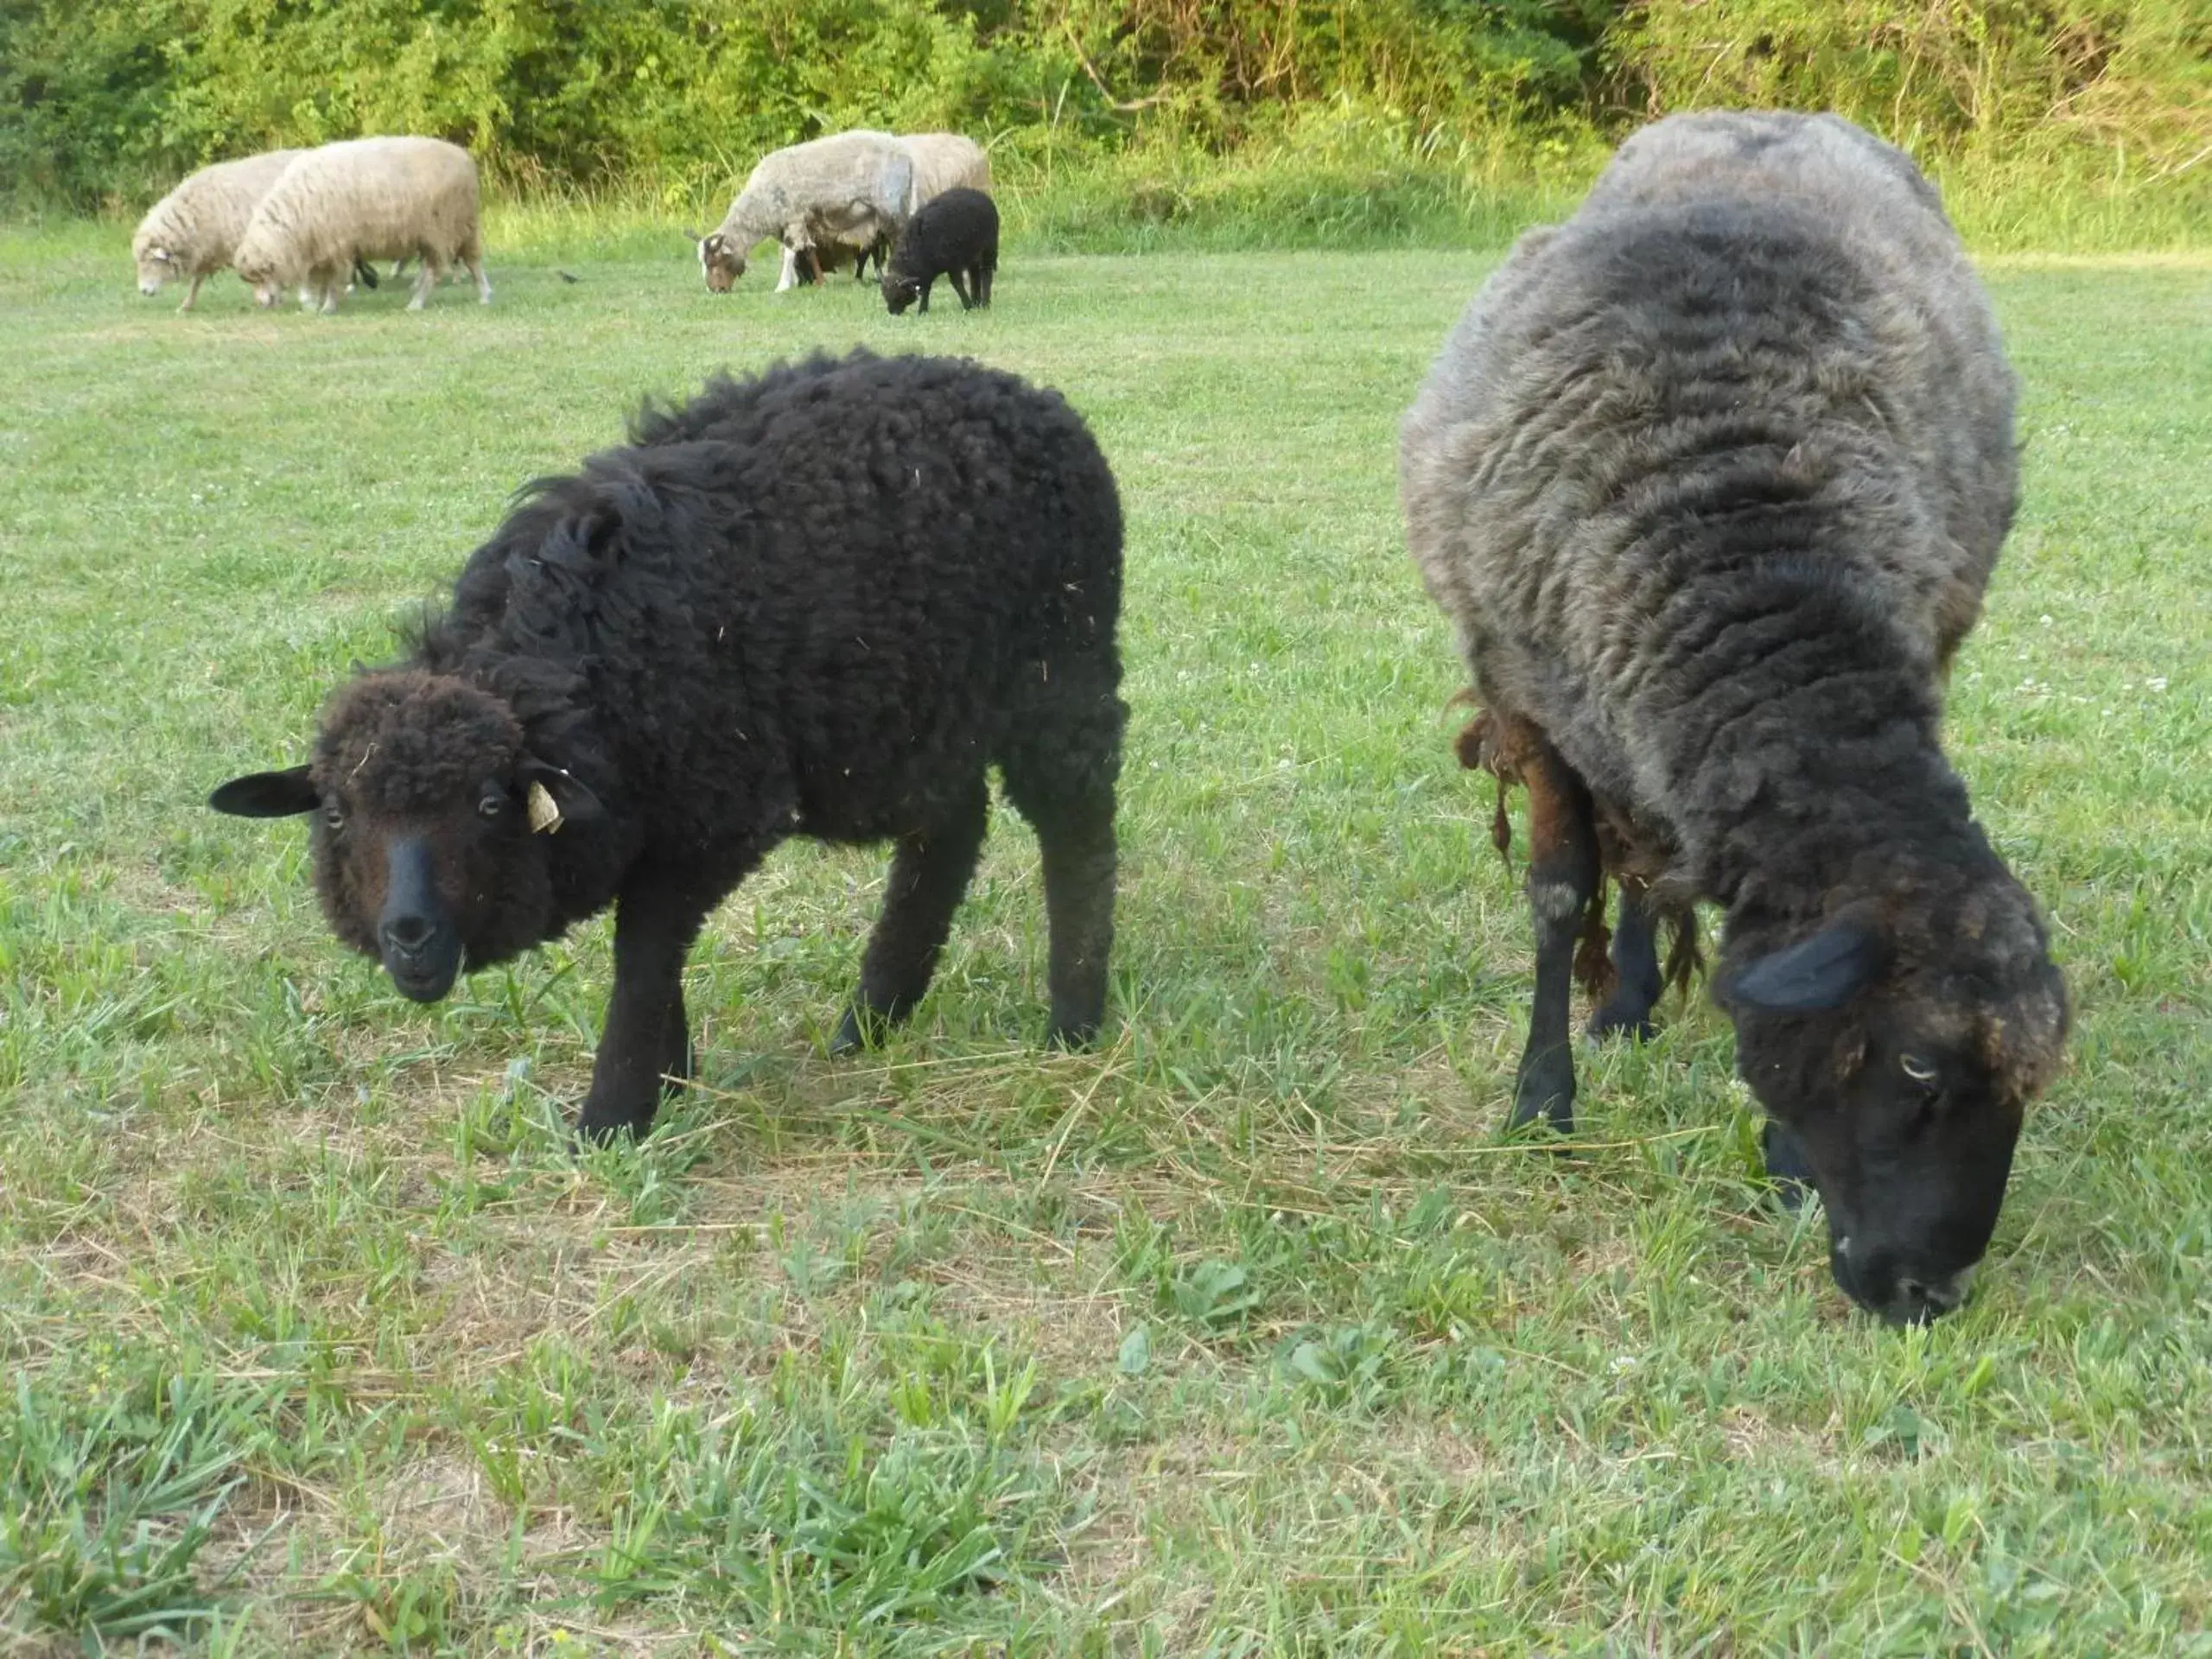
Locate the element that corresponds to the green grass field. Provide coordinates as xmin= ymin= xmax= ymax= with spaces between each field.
xmin=2 ymin=229 xmax=2209 ymax=1655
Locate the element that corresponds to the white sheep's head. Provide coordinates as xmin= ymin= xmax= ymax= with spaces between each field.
xmin=698 ymin=231 xmax=745 ymax=293
xmin=132 ymin=238 xmax=175 ymax=296
xmin=232 ymin=231 xmax=289 ymax=308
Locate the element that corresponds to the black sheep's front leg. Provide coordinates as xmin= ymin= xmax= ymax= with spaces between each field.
xmin=832 ymin=779 xmax=990 ymax=1054
xmin=948 ymin=270 xmax=975 ymax=310
xmin=577 ymin=868 xmax=728 ymax=1141
xmin=1032 ymin=787 xmax=1117 ymax=1047
xmin=916 ymin=276 xmax=932 ymax=315
xmin=1510 ymin=735 xmax=1599 ymax=1132
xmin=1586 ymin=879 xmax=1663 ymax=1041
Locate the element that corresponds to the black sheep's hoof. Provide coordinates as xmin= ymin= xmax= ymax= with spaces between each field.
xmin=830 ymin=1004 xmax=893 ymax=1057
xmin=1506 ymin=1094 xmax=1575 ymax=1135
xmin=574 ymin=1109 xmax=645 ymax=1147
xmin=1508 ymin=1050 xmax=1575 ymax=1135
xmin=1046 ymin=1017 xmax=1101 ymax=1052
xmin=1762 ymin=1119 xmax=1815 ymax=1212
xmin=1585 ymin=1001 xmax=1657 ymax=1044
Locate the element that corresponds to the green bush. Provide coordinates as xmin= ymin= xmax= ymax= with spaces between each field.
xmin=1615 ymin=0 xmax=2212 ymax=175
xmin=0 ymin=0 xmax=1617 ymax=210
xmin=2 ymin=0 xmax=2203 ymax=241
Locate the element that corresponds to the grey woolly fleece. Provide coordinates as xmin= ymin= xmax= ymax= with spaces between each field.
xmin=1400 ymin=110 xmax=2020 ymax=927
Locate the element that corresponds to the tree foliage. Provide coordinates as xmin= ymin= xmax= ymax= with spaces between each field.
xmin=0 ymin=0 xmax=2202 ymax=210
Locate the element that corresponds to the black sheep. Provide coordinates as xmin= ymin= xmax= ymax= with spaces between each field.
xmin=880 ymin=188 xmax=997 ymax=315
xmin=211 ymin=350 xmax=1127 ymax=1141
xmin=1401 ymin=112 xmax=2068 ymax=1324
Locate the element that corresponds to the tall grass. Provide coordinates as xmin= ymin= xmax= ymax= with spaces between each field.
xmin=473 ymin=134 xmax=2206 ymax=261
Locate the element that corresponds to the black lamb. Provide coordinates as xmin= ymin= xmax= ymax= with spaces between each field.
xmin=1400 ymin=112 xmax=2068 ymax=1325
xmin=211 ymin=349 xmax=1127 ymax=1141
xmin=880 ymin=187 xmax=997 ymax=315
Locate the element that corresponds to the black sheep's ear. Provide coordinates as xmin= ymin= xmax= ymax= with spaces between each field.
xmin=1721 ymin=921 xmax=1887 ymax=1014
xmin=208 ymin=766 xmax=317 ymax=817
xmin=518 ymin=758 xmax=604 ymax=832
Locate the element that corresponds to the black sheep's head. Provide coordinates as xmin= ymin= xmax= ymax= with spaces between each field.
xmin=209 ymin=671 xmax=602 ymax=1002
xmin=880 ymin=271 xmax=922 ymax=315
xmin=1719 ymin=879 xmax=2068 ymax=1325
xmin=698 ymin=232 xmax=745 ymax=293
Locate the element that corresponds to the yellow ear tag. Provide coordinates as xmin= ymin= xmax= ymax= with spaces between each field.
xmin=526 ymin=781 xmax=563 ymax=834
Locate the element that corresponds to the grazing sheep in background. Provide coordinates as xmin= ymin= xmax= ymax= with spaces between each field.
xmin=881 ymin=188 xmax=998 ymax=315
xmin=706 ymin=130 xmax=993 ymax=294
xmin=789 ymin=134 xmax=988 ymax=289
xmin=698 ymin=130 xmax=912 ymax=294
xmin=209 ymin=351 xmax=1127 ymax=1142
xmin=233 ymin=137 xmax=489 ymax=315
xmin=1399 ymin=111 xmax=2067 ymax=1325
xmin=132 ymin=149 xmax=302 ymax=312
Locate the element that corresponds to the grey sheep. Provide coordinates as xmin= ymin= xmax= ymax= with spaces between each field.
xmin=1400 ymin=111 xmax=2067 ymax=1325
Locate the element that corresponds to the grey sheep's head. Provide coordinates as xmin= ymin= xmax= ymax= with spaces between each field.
xmin=1719 ymin=883 xmax=2068 ymax=1325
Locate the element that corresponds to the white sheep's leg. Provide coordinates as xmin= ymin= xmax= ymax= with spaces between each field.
xmin=407 ymin=258 xmax=437 ymax=310
xmin=465 ymin=251 xmax=491 ymax=304
xmin=177 ymin=273 xmax=204 ymax=313
xmin=775 ymin=246 xmax=800 ymax=292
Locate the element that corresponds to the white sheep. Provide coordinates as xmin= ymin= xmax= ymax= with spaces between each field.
xmin=233 ymin=137 xmax=489 ymax=315
xmin=132 ymin=149 xmax=303 ymax=312
xmin=899 ymin=133 xmax=992 ymax=206
xmin=699 ymin=130 xmax=915 ymax=294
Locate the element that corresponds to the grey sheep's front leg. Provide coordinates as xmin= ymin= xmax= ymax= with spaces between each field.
xmin=1587 ymin=880 xmax=1663 ymax=1041
xmin=1509 ymin=736 xmax=1599 ymax=1133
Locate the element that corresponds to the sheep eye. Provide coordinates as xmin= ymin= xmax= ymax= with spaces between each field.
xmin=322 ymin=800 xmax=346 ymax=830
xmin=1900 ymin=1054 xmax=1938 ymax=1088
xmin=478 ymin=792 xmax=504 ymax=820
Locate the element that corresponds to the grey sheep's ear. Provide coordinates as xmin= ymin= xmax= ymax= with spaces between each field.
xmin=1722 ymin=920 xmax=1887 ymax=1014
xmin=208 ymin=765 xmax=317 ymax=817
xmin=519 ymin=757 xmax=604 ymax=827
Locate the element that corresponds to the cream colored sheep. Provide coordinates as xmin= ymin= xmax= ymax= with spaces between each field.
xmin=899 ymin=133 xmax=992 ymax=207
xmin=233 ymin=137 xmax=489 ymax=315
xmin=132 ymin=149 xmax=303 ymax=312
